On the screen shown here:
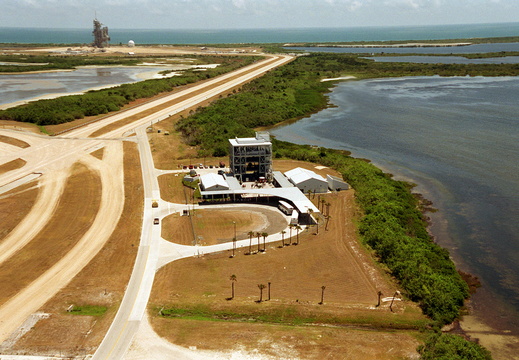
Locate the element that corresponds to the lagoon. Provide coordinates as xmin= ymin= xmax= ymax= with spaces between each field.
xmin=0 ymin=66 xmax=172 ymax=109
xmin=270 ymin=75 xmax=519 ymax=332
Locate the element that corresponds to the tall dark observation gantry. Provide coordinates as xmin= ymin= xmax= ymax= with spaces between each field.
xmin=92 ymin=18 xmax=110 ymax=48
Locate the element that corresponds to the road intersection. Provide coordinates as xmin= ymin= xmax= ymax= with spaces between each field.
xmin=0 ymin=54 xmax=294 ymax=358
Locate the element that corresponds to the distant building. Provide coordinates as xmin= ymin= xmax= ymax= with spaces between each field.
xmin=92 ymin=18 xmax=110 ymax=48
xmin=285 ymin=167 xmax=328 ymax=194
xmin=229 ymin=132 xmax=272 ymax=182
xmin=128 ymin=40 xmax=135 ymax=47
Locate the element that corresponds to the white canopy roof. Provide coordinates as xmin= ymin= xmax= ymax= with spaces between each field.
xmin=285 ymin=167 xmax=326 ymax=185
xmin=200 ymin=173 xmax=229 ymax=190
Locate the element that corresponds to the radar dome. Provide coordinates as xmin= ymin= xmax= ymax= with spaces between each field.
xmin=128 ymin=40 xmax=135 ymax=47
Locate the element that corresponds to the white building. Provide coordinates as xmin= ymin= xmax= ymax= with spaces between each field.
xmin=285 ymin=167 xmax=328 ymax=194
xmin=199 ymin=173 xmax=229 ymax=191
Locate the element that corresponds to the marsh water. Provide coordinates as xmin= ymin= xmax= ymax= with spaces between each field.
xmin=270 ymin=76 xmax=519 ymax=332
xmin=0 ymin=66 xmax=171 ymax=108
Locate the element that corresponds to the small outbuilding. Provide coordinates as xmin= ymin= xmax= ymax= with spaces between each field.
xmin=327 ymin=174 xmax=349 ymax=191
xmin=285 ymin=167 xmax=328 ymax=194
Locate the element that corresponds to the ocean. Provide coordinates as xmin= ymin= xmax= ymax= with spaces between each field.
xmin=270 ymin=76 xmax=519 ymax=333
xmin=1 ymin=22 xmax=519 ymax=45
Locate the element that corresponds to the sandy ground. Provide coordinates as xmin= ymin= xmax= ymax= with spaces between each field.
xmin=0 ymin=140 xmax=125 ymax=343
xmin=0 ymin=168 xmax=68 ymax=266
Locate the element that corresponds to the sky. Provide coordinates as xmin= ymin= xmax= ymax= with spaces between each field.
xmin=1 ymin=0 xmax=518 ymax=29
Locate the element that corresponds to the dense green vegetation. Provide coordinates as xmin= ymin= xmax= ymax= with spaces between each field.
xmin=0 ymin=55 xmax=258 ymax=125
xmin=173 ymin=52 xmax=495 ymax=358
xmin=367 ymin=51 xmax=519 ymax=59
xmin=175 ymin=54 xmax=473 ymax=324
xmin=0 ymin=54 xmax=141 ymax=72
xmin=158 ymin=303 xmax=429 ymax=329
xmin=177 ymin=52 xmax=519 ymax=157
xmin=418 ymin=333 xmax=492 ymax=360
xmin=272 ymin=140 xmax=469 ymax=325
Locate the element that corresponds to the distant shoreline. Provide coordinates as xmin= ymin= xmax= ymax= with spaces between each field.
xmin=298 ymin=42 xmax=473 ymax=48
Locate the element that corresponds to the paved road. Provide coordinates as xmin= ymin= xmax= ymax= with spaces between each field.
xmin=86 ymin=54 xmax=293 ymax=360
xmin=0 ymin=53 xmax=293 ymax=354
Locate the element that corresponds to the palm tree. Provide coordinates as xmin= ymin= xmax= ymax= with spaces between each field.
xmin=325 ymin=215 xmax=332 ymax=231
xmin=307 ymin=208 xmax=316 ymax=234
xmin=267 ymin=282 xmax=271 ymax=301
xmin=247 ymin=231 xmax=254 ymax=254
xmin=325 ymin=202 xmax=331 ymax=217
xmin=280 ymin=230 xmax=286 ymax=247
xmin=320 ymin=198 xmax=326 ymax=212
xmin=319 ymin=285 xmax=326 ymax=305
xmin=294 ymin=224 xmax=302 ymax=245
xmin=376 ymin=291 xmax=383 ymax=307
xmin=261 ymin=232 xmax=268 ymax=252
xmin=257 ymin=284 xmax=266 ymax=302
xmin=229 ymin=274 xmax=237 ymax=300
xmin=288 ymin=224 xmax=293 ymax=246
xmin=256 ymin=232 xmax=261 ymax=252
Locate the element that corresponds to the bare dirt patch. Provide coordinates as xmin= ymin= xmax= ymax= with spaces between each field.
xmin=0 ymin=134 xmax=30 ymax=148
xmin=0 ymin=158 xmax=27 ymax=175
xmin=9 ymin=142 xmax=143 ymax=357
xmin=0 ymin=180 xmax=39 ymax=243
xmin=150 ymin=190 xmax=427 ymax=357
xmin=0 ymin=162 xmax=101 ymax=308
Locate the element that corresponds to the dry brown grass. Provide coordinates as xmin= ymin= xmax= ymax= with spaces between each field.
xmin=0 ymin=162 xmax=101 ymax=308
xmin=162 ymin=208 xmax=285 ymax=246
xmin=158 ymin=173 xmax=190 ymax=204
xmin=150 ymin=189 xmax=427 ymax=358
xmin=150 ymin=317 xmax=422 ymax=360
xmin=90 ymin=147 xmax=105 ymax=160
xmin=0 ymin=181 xmax=39 ymax=242
xmin=0 ymin=134 xmax=30 ymax=148
xmin=0 ymin=158 xmax=27 ymax=175
xmin=0 ymin=121 xmax=41 ymax=133
xmin=11 ymin=142 xmax=143 ymax=356
xmin=151 ymin=191 xmax=396 ymax=306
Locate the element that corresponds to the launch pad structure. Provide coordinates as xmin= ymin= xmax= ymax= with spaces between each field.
xmin=92 ymin=18 xmax=110 ymax=48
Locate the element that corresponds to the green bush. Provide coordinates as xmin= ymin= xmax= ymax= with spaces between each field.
xmin=419 ymin=333 xmax=492 ymax=360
